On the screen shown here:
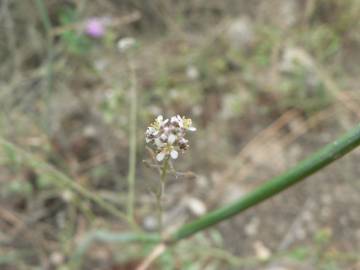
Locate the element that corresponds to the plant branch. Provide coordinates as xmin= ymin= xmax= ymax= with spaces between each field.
xmin=167 ymin=123 xmax=360 ymax=243
xmin=126 ymin=56 xmax=138 ymax=223
xmin=157 ymin=158 xmax=169 ymax=234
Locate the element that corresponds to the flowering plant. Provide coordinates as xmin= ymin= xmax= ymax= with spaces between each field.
xmin=145 ymin=115 xmax=196 ymax=232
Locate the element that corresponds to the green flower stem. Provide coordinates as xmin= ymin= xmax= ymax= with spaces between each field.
xmin=127 ymin=56 xmax=138 ymax=223
xmin=167 ymin=123 xmax=360 ymax=243
xmin=35 ymin=0 xmax=54 ymax=132
xmin=157 ymin=158 xmax=170 ymax=234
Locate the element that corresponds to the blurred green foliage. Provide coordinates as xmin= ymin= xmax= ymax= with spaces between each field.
xmin=58 ymin=7 xmax=92 ymax=54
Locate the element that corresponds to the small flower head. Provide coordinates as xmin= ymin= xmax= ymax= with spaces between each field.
xmin=145 ymin=115 xmax=196 ymax=162
xmin=117 ymin=37 xmax=136 ymax=52
xmin=84 ymin=17 xmax=106 ymax=38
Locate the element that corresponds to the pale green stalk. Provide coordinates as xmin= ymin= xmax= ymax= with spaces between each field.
xmin=157 ymin=158 xmax=169 ymax=233
xmin=34 ymin=0 xmax=54 ymax=132
xmin=126 ymin=57 xmax=138 ymax=223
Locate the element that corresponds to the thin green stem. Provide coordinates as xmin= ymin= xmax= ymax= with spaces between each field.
xmin=156 ymin=192 xmax=163 ymax=234
xmin=157 ymin=158 xmax=169 ymax=233
xmin=126 ymin=57 xmax=138 ymax=223
xmin=167 ymin=123 xmax=360 ymax=243
xmin=34 ymin=0 xmax=54 ymax=132
xmin=161 ymin=158 xmax=169 ymax=192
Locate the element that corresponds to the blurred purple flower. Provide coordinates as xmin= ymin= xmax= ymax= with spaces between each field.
xmin=84 ymin=17 xmax=106 ymax=38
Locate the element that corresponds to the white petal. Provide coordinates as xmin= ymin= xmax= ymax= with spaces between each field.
xmin=170 ymin=116 xmax=177 ymax=123
xmin=170 ymin=150 xmax=178 ymax=159
xmin=188 ymin=126 xmax=196 ymax=131
xmin=155 ymin=138 xmax=164 ymax=148
xmin=146 ymin=127 xmax=155 ymax=136
xmin=168 ymin=134 xmax=177 ymax=144
xmin=156 ymin=152 xmax=165 ymax=162
xmin=162 ymin=119 xmax=169 ymax=126
xmin=156 ymin=115 xmax=163 ymax=122
xmin=177 ymin=115 xmax=184 ymax=127
xmin=160 ymin=133 xmax=167 ymax=141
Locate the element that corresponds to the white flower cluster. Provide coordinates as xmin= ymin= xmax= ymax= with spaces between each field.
xmin=145 ymin=115 xmax=196 ymax=162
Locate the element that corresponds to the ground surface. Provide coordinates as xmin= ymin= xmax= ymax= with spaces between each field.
xmin=1 ymin=0 xmax=360 ymax=269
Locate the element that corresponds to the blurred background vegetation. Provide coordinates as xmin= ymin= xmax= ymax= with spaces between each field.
xmin=1 ymin=0 xmax=360 ymax=269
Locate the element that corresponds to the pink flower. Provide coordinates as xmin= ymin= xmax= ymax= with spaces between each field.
xmin=84 ymin=17 xmax=106 ymax=38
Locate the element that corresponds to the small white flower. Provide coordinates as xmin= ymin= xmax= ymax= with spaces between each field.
xmin=179 ymin=138 xmax=188 ymax=144
xmin=170 ymin=115 xmax=183 ymax=128
xmin=146 ymin=127 xmax=157 ymax=136
xmin=156 ymin=115 xmax=164 ymax=122
xmin=186 ymin=65 xmax=199 ymax=80
xmin=177 ymin=115 xmax=184 ymax=127
xmin=156 ymin=152 xmax=166 ymax=162
xmin=117 ymin=37 xmax=136 ymax=52
xmin=168 ymin=133 xmax=177 ymax=144
xmin=155 ymin=115 xmax=169 ymax=128
xmin=170 ymin=116 xmax=177 ymax=123
xmin=183 ymin=117 xmax=196 ymax=131
xmin=170 ymin=150 xmax=178 ymax=159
